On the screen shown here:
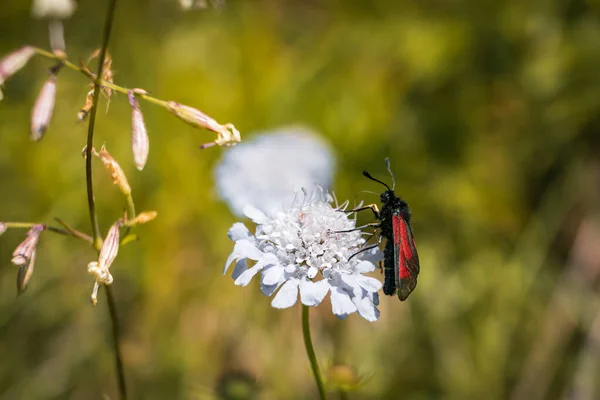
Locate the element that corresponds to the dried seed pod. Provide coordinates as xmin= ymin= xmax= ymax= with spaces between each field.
xmin=125 ymin=211 xmax=157 ymax=227
xmin=87 ymin=49 xmax=113 ymax=106
xmin=31 ymin=75 xmax=57 ymax=141
xmin=97 ymin=145 xmax=131 ymax=196
xmin=77 ymin=88 xmax=94 ymax=121
xmin=128 ymin=91 xmax=149 ymax=170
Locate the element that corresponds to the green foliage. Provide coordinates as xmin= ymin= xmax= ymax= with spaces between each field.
xmin=1 ymin=0 xmax=600 ymax=398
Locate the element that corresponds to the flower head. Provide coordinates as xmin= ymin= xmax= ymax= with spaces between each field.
xmin=224 ymin=189 xmax=383 ymax=321
xmin=215 ymin=127 xmax=335 ymax=217
xmin=31 ymin=0 xmax=77 ymax=19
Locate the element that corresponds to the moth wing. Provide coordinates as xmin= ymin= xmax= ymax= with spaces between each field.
xmin=392 ymin=213 xmax=420 ymax=301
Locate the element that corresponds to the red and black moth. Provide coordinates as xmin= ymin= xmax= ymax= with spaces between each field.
xmin=351 ymin=158 xmax=420 ymax=301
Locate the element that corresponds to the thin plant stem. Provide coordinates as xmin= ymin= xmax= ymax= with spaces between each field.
xmin=84 ymin=0 xmax=128 ymax=399
xmin=32 ymin=47 xmax=168 ymax=108
xmin=3 ymin=221 xmax=92 ymax=243
xmin=302 ymin=305 xmax=327 ymax=400
xmin=104 ymin=284 xmax=127 ymax=400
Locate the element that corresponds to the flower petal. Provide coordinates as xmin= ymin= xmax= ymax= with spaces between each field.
xmin=233 ymin=239 xmax=264 ymax=261
xmin=272 ymin=279 xmax=299 ymax=308
xmin=231 ymin=258 xmax=247 ymax=280
xmin=355 ymin=275 xmax=383 ymax=293
xmin=354 ymin=260 xmax=377 ymax=274
xmin=352 ymin=295 xmax=380 ymax=322
xmin=234 ymin=263 xmax=263 ymax=286
xmin=233 ymin=254 xmax=279 ymax=286
xmin=223 ymin=253 xmax=238 ymax=274
xmin=228 ymin=222 xmax=252 ymax=242
xmin=260 ymin=273 xmax=285 ymax=296
xmin=299 ymin=279 xmax=330 ymax=306
xmin=330 ymin=287 xmax=357 ymax=319
xmin=243 ymin=204 xmax=268 ymax=224
xmin=262 ymin=264 xmax=284 ymax=285
xmin=358 ymin=247 xmax=384 ymax=264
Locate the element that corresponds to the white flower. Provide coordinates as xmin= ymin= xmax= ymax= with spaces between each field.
xmin=215 ymin=126 xmax=335 ymax=217
xmin=32 ymin=0 xmax=77 ymax=19
xmin=224 ymin=189 xmax=384 ymax=322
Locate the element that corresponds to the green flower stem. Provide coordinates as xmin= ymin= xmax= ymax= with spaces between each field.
xmin=123 ymin=194 xmax=136 ymax=237
xmin=32 ymin=47 xmax=168 ymax=108
xmin=302 ymin=305 xmax=328 ymax=400
xmin=104 ymin=284 xmax=127 ymax=400
xmin=84 ymin=0 xmax=128 ymax=399
xmin=3 ymin=221 xmax=92 ymax=243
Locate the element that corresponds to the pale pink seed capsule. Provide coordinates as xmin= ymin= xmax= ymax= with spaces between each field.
xmin=98 ymin=222 xmax=120 ymax=271
xmin=31 ymin=75 xmax=57 ymax=141
xmin=128 ymin=91 xmax=149 ymax=171
xmin=11 ymin=224 xmax=44 ymax=266
xmin=17 ymin=250 xmax=36 ymax=294
xmin=0 ymin=222 xmax=6 ymax=236
xmin=0 ymin=46 xmax=36 ymax=83
xmin=166 ymin=101 xmax=223 ymax=133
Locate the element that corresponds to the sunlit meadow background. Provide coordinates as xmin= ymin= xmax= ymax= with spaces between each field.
xmin=2 ymin=0 xmax=600 ymax=399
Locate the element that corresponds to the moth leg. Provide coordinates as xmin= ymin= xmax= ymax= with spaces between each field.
xmin=329 ymin=222 xmax=380 ymax=234
xmin=343 ymin=204 xmax=380 ymax=219
xmin=348 ymin=234 xmax=383 ymax=261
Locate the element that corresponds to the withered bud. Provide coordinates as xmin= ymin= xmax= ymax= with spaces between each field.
xmin=31 ymin=75 xmax=57 ymax=141
xmin=166 ymin=101 xmax=241 ymax=148
xmin=0 ymin=222 xmax=6 ymax=235
xmin=11 ymin=224 xmax=44 ymax=266
xmin=0 ymin=46 xmax=36 ymax=85
xmin=17 ymin=250 xmax=36 ymax=295
xmin=78 ymin=88 xmax=94 ymax=121
xmin=87 ymin=49 xmax=113 ymax=105
xmin=102 ymin=56 xmax=113 ymax=104
xmin=97 ymin=145 xmax=132 ymax=195
xmin=200 ymin=123 xmax=241 ymax=149
xmin=128 ymin=91 xmax=149 ymax=170
xmin=125 ymin=211 xmax=157 ymax=227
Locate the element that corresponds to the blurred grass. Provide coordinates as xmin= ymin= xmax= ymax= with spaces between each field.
xmin=2 ymin=0 xmax=600 ymax=399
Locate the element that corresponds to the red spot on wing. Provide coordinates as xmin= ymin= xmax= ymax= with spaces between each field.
xmin=393 ymin=215 xmax=414 ymax=260
xmin=392 ymin=215 xmax=413 ymax=279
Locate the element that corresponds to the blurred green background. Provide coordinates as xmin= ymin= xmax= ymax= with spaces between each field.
xmin=2 ymin=0 xmax=600 ymax=399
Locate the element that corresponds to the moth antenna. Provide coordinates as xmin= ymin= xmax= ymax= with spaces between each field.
xmin=363 ymin=170 xmax=391 ymax=191
xmin=385 ymin=157 xmax=396 ymax=190
xmin=360 ymin=190 xmax=380 ymax=196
